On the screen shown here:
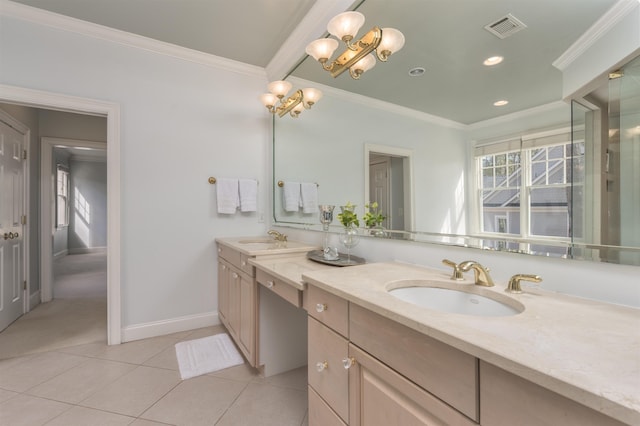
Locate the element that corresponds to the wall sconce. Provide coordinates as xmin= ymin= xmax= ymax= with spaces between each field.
xmin=305 ymin=11 xmax=405 ymax=79
xmin=259 ymin=80 xmax=323 ymax=118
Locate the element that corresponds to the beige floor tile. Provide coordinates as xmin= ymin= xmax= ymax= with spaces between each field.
xmin=28 ymin=358 xmax=136 ymax=403
xmin=44 ymin=406 xmax=135 ymax=426
xmin=55 ymin=341 xmax=109 ymax=357
xmin=181 ymin=325 xmax=227 ymax=340
xmin=91 ymin=336 xmax=179 ymax=365
xmin=254 ymin=366 xmax=307 ymax=391
xmin=0 ymin=351 xmax=86 ymax=392
xmin=130 ymin=419 xmax=175 ymax=425
xmin=208 ymin=362 xmax=261 ymax=382
xmin=0 ymin=394 xmax=71 ymax=426
xmin=215 ymin=382 xmax=307 ymax=426
xmin=0 ymin=388 xmax=18 ymax=403
xmin=141 ymin=375 xmax=247 ymax=426
xmin=80 ymin=365 xmax=181 ymax=417
xmin=143 ymin=346 xmax=179 ymax=370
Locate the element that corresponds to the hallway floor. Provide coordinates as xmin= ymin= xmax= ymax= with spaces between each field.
xmin=0 ymin=253 xmax=309 ymax=425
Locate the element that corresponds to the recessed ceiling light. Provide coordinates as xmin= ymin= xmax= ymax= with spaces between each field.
xmin=484 ymin=56 xmax=504 ymax=66
xmin=493 ymin=100 xmax=509 ymax=106
xmin=408 ymin=67 xmax=425 ymax=77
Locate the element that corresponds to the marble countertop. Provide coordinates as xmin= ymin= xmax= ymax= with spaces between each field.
xmin=302 ymin=261 xmax=640 ymax=425
xmin=250 ymin=255 xmax=336 ymax=290
xmin=215 ymin=237 xmax=318 ymax=257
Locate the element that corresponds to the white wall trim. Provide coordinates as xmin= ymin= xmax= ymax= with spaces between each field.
xmin=53 ymin=249 xmax=69 ymax=259
xmin=121 ymin=311 xmax=220 ymax=343
xmin=553 ymin=0 xmax=639 ymax=71
xmin=466 ymin=101 xmax=568 ymax=131
xmin=0 ymin=84 xmax=123 ymax=346
xmin=69 ymin=247 xmax=107 ymax=255
xmin=1 ymin=0 xmax=265 ymax=78
xmin=286 ymin=76 xmax=467 ymax=130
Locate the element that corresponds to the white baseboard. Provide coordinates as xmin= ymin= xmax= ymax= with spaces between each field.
xmin=29 ymin=290 xmax=41 ymax=310
xmin=121 ymin=311 xmax=220 ymax=343
xmin=53 ymin=249 xmax=68 ymax=259
xmin=69 ymin=246 xmax=107 ymax=255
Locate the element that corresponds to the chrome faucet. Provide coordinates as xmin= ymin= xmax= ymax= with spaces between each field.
xmin=459 ymin=261 xmax=495 ymax=287
xmin=267 ymin=229 xmax=287 ymax=243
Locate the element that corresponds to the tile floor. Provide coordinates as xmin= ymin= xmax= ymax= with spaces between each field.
xmin=0 ymin=325 xmax=309 ymax=426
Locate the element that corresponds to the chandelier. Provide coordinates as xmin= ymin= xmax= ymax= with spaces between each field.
xmin=259 ymin=81 xmax=323 ymax=118
xmin=305 ymin=11 xmax=405 ymax=80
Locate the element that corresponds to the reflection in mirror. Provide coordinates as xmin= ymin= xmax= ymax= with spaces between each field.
xmin=272 ymin=0 xmax=639 ymax=265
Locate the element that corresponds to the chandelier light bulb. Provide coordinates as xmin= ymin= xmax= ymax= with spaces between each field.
xmin=327 ymin=11 xmax=365 ymax=42
xmin=267 ymin=80 xmax=292 ymax=98
xmin=350 ymin=53 xmax=376 ymax=79
xmin=377 ymin=28 xmax=405 ymax=60
xmin=305 ymin=38 xmax=339 ymax=62
xmin=259 ymin=93 xmax=278 ymax=109
xmin=302 ymin=88 xmax=323 ymax=106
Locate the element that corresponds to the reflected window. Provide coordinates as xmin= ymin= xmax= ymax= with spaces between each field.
xmin=56 ymin=165 xmax=69 ymax=228
xmin=476 ymin=131 xmax=583 ymax=243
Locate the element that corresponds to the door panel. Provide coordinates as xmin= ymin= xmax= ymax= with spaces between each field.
xmin=0 ymin=120 xmax=25 ymax=331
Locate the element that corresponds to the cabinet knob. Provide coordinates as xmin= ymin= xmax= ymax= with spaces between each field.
xmin=221 ymin=265 xmax=226 ymax=270
xmin=241 ymin=261 xmax=246 ymax=266
xmin=266 ymin=280 xmax=274 ymax=289
xmin=232 ymin=272 xmax=238 ymax=279
xmin=342 ymin=357 xmax=356 ymax=369
xmin=315 ymin=303 xmax=328 ymax=313
xmin=218 ymin=248 xmax=221 ymax=253
xmin=316 ymin=361 xmax=328 ymax=372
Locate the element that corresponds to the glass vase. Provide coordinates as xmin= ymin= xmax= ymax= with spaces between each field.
xmin=339 ymin=225 xmax=360 ymax=264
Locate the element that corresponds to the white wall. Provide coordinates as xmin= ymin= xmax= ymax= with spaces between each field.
xmin=69 ymin=158 xmax=107 ymax=252
xmin=0 ymin=12 xmax=270 ymax=330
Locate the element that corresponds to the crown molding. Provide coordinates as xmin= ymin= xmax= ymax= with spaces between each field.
xmin=265 ymin=0 xmax=356 ymax=81
xmin=286 ymin=76 xmax=466 ymax=130
xmin=553 ymin=0 xmax=639 ymax=71
xmin=466 ymin=100 xmax=568 ymax=131
xmin=0 ymin=0 xmax=266 ymax=78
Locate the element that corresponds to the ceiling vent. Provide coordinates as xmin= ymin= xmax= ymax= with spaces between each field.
xmin=484 ymin=14 xmax=527 ymax=39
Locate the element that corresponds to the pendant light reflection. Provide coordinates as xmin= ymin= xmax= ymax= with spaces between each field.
xmin=260 ymin=81 xmax=323 ymax=118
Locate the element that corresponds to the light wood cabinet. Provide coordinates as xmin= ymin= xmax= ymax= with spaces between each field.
xmin=217 ymin=246 xmax=257 ymax=367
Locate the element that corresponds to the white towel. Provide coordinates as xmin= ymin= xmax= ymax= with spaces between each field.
xmin=300 ymin=182 xmax=318 ymax=214
xmin=239 ymin=179 xmax=258 ymax=212
xmin=175 ymin=333 xmax=244 ymax=380
xmin=283 ymin=181 xmax=301 ymax=212
xmin=216 ymin=178 xmax=239 ymax=214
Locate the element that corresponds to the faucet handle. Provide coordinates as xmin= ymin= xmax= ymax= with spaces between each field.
xmin=506 ymin=274 xmax=542 ymax=294
xmin=442 ymin=259 xmax=464 ymax=280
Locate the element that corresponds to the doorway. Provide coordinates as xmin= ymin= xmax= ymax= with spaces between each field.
xmin=364 ymin=144 xmax=414 ymax=233
xmin=0 ymin=84 xmax=122 ymax=345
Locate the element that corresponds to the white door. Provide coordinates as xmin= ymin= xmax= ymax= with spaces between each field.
xmin=370 ymin=159 xmax=390 ymax=227
xmin=0 ymin=120 xmax=25 ymax=331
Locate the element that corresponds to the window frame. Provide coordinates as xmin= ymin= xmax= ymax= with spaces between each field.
xmin=56 ymin=164 xmax=70 ymax=229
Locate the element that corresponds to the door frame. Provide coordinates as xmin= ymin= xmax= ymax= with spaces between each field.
xmin=41 ymin=137 xmax=106 ymax=301
xmin=0 ymin=109 xmax=30 ymax=316
xmin=0 ymin=84 xmax=122 ymax=345
xmin=364 ymin=144 xmax=415 ymax=232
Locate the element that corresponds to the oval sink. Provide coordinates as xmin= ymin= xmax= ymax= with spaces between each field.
xmin=388 ymin=282 xmax=523 ymax=317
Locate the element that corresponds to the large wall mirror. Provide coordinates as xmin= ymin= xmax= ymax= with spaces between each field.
xmin=272 ymin=0 xmax=640 ymax=266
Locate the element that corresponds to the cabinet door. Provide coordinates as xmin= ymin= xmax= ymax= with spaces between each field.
xmin=348 ymin=344 xmax=477 ymax=426
xmin=238 ymin=272 xmax=257 ymax=365
xmin=228 ymin=268 xmax=241 ymax=337
xmin=218 ymin=261 xmax=229 ymax=324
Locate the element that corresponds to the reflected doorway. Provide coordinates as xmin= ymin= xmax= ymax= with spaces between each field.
xmin=364 ymin=144 xmax=414 ymax=233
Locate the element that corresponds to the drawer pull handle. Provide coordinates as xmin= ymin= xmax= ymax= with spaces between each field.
xmin=342 ymin=357 xmax=356 ymax=369
xmin=266 ymin=281 xmax=274 ymax=289
xmin=315 ymin=303 xmax=328 ymax=313
xmin=316 ymin=361 xmax=328 ymax=372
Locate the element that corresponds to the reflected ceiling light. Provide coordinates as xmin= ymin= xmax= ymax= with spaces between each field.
xmin=483 ymin=56 xmax=504 ymax=66
xmin=305 ymin=11 xmax=405 ymax=80
xmin=259 ymin=81 xmax=322 ymax=118
xmin=493 ymin=100 xmax=509 ymax=106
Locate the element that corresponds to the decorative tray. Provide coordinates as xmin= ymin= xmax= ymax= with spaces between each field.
xmin=306 ymin=250 xmax=366 ymax=267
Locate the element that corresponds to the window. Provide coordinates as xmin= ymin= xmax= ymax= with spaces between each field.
xmin=475 ymin=130 xmax=584 ymax=246
xmin=56 ymin=165 xmax=69 ymax=228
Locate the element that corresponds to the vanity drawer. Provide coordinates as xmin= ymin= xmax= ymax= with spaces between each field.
xmin=308 ymin=386 xmax=347 ymax=426
xmin=308 ymin=317 xmax=349 ymax=423
xmin=217 ymin=244 xmax=241 ymax=269
xmin=256 ymin=269 xmax=302 ymax=308
xmin=239 ymin=253 xmax=255 ymax=277
xmin=349 ymin=304 xmax=478 ymax=421
xmin=307 ymin=285 xmax=349 ymax=337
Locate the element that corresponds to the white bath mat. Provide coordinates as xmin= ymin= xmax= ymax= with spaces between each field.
xmin=175 ymin=333 xmax=244 ymax=380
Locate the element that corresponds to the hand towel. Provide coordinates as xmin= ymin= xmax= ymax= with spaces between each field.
xmin=300 ymin=182 xmax=318 ymax=214
xmin=239 ymin=179 xmax=258 ymax=212
xmin=283 ymin=181 xmax=301 ymax=212
xmin=216 ymin=178 xmax=239 ymax=214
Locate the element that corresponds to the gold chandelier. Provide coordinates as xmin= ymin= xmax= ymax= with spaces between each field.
xmin=305 ymin=11 xmax=405 ymax=79
xmin=259 ymin=81 xmax=322 ymax=118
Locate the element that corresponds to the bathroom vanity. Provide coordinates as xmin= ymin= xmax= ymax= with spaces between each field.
xmin=215 ymin=239 xmax=638 ymax=425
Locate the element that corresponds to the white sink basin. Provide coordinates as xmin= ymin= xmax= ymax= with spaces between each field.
xmin=388 ymin=281 xmax=523 ymax=317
